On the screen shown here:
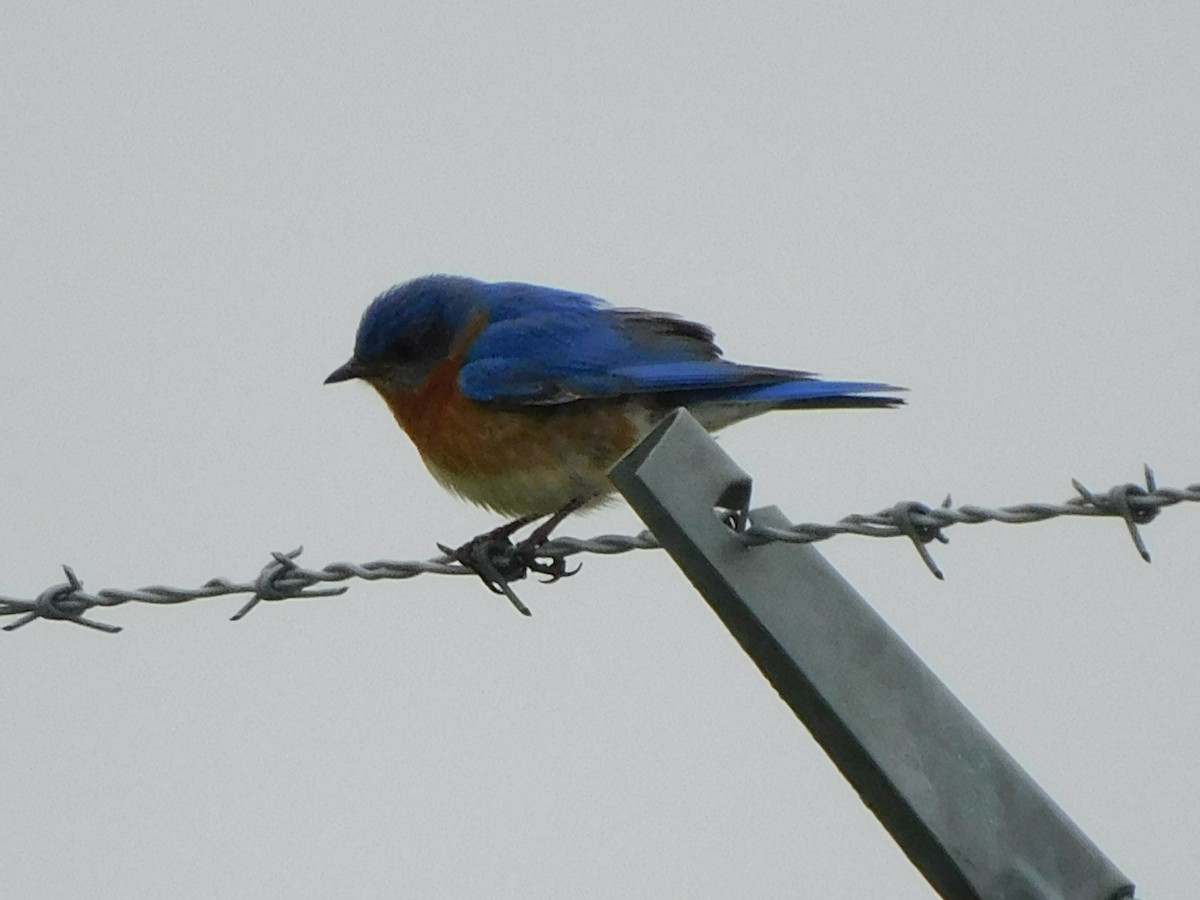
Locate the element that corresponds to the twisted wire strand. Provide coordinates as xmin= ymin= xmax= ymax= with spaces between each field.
xmin=2 ymin=467 xmax=1195 ymax=632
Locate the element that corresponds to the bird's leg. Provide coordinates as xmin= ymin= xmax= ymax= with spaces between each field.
xmin=512 ymin=498 xmax=585 ymax=583
xmin=477 ymin=513 xmax=541 ymax=546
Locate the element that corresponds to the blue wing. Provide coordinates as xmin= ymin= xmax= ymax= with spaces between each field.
xmin=458 ymin=283 xmax=902 ymax=408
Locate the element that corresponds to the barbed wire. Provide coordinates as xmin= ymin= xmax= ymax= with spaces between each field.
xmin=2 ymin=466 xmax=1195 ymax=633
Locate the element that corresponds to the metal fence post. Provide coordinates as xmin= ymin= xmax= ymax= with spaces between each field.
xmin=609 ymin=409 xmax=1135 ymax=900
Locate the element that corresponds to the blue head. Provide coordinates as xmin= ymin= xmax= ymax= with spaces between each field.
xmin=325 ymin=275 xmax=486 ymax=390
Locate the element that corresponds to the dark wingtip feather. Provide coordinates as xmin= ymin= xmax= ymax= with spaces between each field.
xmin=777 ymin=395 xmax=905 ymax=410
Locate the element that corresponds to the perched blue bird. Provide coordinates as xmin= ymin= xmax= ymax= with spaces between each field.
xmin=326 ymin=275 xmax=902 ymax=601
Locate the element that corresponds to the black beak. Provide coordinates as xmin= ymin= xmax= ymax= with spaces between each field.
xmin=324 ymin=358 xmax=368 ymax=384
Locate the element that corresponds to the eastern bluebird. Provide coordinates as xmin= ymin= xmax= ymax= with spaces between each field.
xmin=326 ymin=275 xmax=902 ymax=604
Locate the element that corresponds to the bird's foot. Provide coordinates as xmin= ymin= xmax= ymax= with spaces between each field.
xmin=517 ymin=537 xmax=581 ymax=584
xmin=438 ymin=517 xmax=581 ymax=615
xmin=440 ymin=532 xmax=530 ymax=586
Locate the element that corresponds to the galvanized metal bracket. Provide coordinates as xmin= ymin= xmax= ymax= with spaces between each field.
xmin=610 ymin=409 xmax=1134 ymax=900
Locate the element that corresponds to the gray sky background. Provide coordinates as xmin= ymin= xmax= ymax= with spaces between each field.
xmin=3 ymin=3 xmax=1197 ymax=898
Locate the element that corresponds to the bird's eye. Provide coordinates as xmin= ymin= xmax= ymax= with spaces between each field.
xmin=388 ymin=337 xmax=419 ymax=361
xmin=392 ymin=320 xmax=456 ymax=364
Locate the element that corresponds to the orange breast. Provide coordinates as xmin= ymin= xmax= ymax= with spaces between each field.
xmin=376 ymin=357 xmax=643 ymax=516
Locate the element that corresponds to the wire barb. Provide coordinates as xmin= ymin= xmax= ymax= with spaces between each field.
xmin=1 ymin=467 xmax=1196 ymax=631
xmin=885 ymin=501 xmax=952 ymax=580
xmin=1 ymin=565 xmax=122 ymax=633
xmin=231 ymin=547 xmax=351 ymax=621
xmin=1069 ymin=465 xmax=1158 ymax=562
xmin=436 ymin=541 xmax=533 ymax=616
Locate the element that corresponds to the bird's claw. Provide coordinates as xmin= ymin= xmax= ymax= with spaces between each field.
xmin=440 ymin=534 xmax=527 ymax=585
xmin=439 ymin=530 xmax=581 ymax=614
xmin=523 ymin=550 xmax=582 ymax=584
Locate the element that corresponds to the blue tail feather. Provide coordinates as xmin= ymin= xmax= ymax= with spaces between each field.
xmin=676 ymin=378 xmax=905 ymax=410
xmin=727 ymin=379 xmax=902 ymax=403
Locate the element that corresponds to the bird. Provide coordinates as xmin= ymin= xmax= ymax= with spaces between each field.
xmin=326 ymin=274 xmax=902 ymax=608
